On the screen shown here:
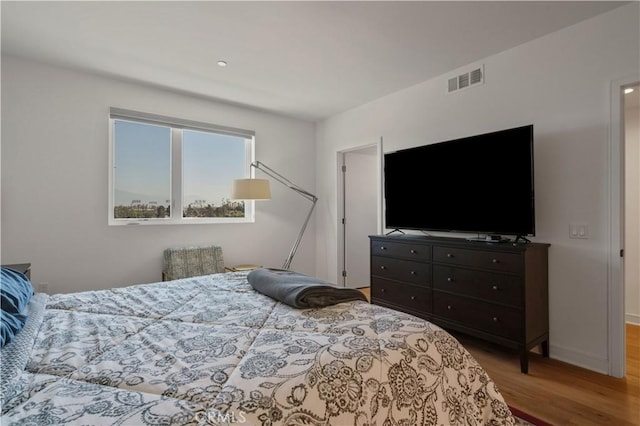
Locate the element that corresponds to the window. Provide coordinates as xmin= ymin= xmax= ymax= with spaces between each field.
xmin=109 ymin=108 xmax=254 ymax=225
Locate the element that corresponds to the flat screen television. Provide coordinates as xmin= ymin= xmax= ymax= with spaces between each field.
xmin=384 ymin=124 xmax=535 ymax=238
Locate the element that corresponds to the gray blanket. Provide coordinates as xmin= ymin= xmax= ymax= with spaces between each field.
xmin=247 ymin=268 xmax=368 ymax=308
xmin=1 ymin=293 xmax=48 ymax=406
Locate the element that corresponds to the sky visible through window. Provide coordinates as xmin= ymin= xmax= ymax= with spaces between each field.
xmin=114 ymin=120 xmax=246 ymax=210
xmin=183 ymin=129 xmax=246 ymax=207
xmin=114 ymin=120 xmax=171 ymax=208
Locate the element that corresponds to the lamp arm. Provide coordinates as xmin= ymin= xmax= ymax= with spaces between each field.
xmin=250 ymin=161 xmax=318 ymax=269
xmin=251 ymin=161 xmax=317 ymax=203
xmin=283 ymin=196 xmax=317 ymax=270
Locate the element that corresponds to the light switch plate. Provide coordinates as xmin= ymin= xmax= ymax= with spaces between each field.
xmin=569 ymin=222 xmax=589 ymax=239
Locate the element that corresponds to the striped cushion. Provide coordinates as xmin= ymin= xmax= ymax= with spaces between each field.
xmin=162 ymin=246 xmax=224 ymax=280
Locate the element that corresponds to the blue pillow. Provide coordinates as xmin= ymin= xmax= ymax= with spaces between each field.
xmin=0 ymin=310 xmax=27 ymax=348
xmin=1 ymin=267 xmax=34 ymax=314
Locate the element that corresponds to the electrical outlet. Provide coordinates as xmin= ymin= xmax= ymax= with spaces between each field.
xmin=38 ymin=282 xmax=49 ymax=294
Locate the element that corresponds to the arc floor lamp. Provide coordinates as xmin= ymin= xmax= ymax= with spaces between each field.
xmin=231 ymin=161 xmax=318 ymax=270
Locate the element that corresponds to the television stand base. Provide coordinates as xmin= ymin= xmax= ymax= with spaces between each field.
xmin=385 ymin=229 xmax=406 ymax=236
xmin=514 ymin=235 xmax=531 ymax=244
xmin=466 ymin=235 xmax=509 ymax=243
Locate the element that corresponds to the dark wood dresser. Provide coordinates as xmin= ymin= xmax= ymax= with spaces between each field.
xmin=370 ymin=234 xmax=550 ymax=373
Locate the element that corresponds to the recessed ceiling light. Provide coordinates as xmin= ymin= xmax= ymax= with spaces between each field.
xmin=217 ymin=60 xmax=228 ymax=67
xmin=624 ymin=88 xmax=634 ymax=94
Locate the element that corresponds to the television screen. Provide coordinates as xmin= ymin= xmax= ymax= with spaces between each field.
xmin=384 ymin=124 xmax=535 ymax=237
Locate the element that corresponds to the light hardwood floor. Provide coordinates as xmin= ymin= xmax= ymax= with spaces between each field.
xmin=358 ymin=288 xmax=640 ymax=425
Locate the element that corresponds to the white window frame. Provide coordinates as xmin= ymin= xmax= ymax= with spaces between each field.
xmin=108 ymin=108 xmax=256 ymax=225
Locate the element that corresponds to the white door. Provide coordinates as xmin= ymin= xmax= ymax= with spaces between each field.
xmin=342 ymin=146 xmax=378 ymax=288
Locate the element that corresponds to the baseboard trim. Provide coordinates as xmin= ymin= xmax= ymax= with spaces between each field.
xmin=625 ymin=313 xmax=640 ymax=326
xmin=549 ymin=343 xmax=608 ymax=375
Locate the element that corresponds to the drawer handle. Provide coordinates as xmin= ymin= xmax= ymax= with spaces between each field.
xmin=492 ymin=317 xmax=499 ymax=322
xmin=492 ymin=285 xmax=499 ymax=291
xmin=492 ymin=258 xmax=499 ymax=264
xmin=447 ymin=277 xmax=453 ymax=282
xmin=410 ymin=271 xmax=416 ymax=275
xmin=410 ymin=249 xmax=416 ymax=254
xmin=447 ymin=253 xmax=453 ymax=258
xmin=380 ymin=266 xmax=386 ymax=270
xmin=380 ymin=246 xmax=387 ymax=250
xmin=447 ymin=305 xmax=452 ymax=310
xmin=380 ymin=288 xmax=385 ymax=293
xmin=411 ymin=296 xmax=416 ymax=300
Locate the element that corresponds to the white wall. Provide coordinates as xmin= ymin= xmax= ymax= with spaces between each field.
xmin=1 ymin=56 xmax=317 ymax=293
xmin=625 ymin=97 xmax=640 ymax=325
xmin=315 ymin=3 xmax=639 ymax=373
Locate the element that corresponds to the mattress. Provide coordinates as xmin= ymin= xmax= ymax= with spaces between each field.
xmin=1 ymin=271 xmax=516 ymax=425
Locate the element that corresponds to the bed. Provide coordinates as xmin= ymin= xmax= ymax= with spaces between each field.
xmin=1 ymin=269 xmax=517 ymax=425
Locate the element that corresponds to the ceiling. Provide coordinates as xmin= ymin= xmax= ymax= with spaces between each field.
xmin=1 ymin=1 xmax=628 ymax=122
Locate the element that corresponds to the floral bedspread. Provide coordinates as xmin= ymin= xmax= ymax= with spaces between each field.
xmin=1 ymin=271 xmax=516 ymax=425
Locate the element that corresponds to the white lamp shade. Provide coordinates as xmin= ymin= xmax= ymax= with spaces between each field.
xmin=231 ymin=178 xmax=271 ymax=200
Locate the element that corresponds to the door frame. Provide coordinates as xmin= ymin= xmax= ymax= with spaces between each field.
xmin=609 ymin=74 xmax=639 ymax=377
xmin=336 ymin=139 xmax=384 ymax=287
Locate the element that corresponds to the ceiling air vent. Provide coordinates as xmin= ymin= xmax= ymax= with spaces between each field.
xmin=448 ymin=77 xmax=458 ymax=92
xmin=458 ymin=73 xmax=470 ymax=89
xmin=447 ymin=65 xmax=484 ymax=94
xmin=470 ymin=67 xmax=483 ymax=85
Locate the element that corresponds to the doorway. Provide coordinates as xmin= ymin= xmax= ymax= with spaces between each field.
xmin=623 ymin=83 xmax=639 ymax=375
xmin=337 ymin=142 xmax=382 ymax=289
xmin=609 ymin=76 xmax=639 ymax=378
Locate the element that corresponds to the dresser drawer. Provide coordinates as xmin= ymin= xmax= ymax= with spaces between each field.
xmin=433 ymin=293 xmax=522 ymax=340
xmin=433 ymin=246 xmax=521 ymax=274
xmin=371 ymin=256 xmax=431 ymax=287
xmin=433 ymin=266 xmax=521 ymax=306
xmin=371 ymin=278 xmax=431 ymax=313
xmin=371 ymin=239 xmax=431 ymax=261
